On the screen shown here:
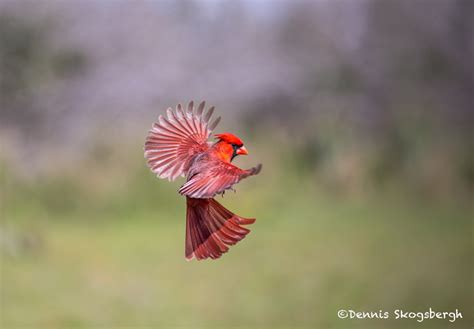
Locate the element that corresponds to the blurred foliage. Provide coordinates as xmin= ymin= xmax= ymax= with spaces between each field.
xmin=0 ymin=13 xmax=47 ymax=129
xmin=0 ymin=12 xmax=87 ymax=137
xmin=0 ymin=0 xmax=473 ymax=327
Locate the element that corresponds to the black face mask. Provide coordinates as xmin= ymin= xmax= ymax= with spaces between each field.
xmin=231 ymin=143 xmax=242 ymax=161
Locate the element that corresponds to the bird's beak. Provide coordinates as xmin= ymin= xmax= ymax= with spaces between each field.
xmin=237 ymin=146 xmax=248 ymax=155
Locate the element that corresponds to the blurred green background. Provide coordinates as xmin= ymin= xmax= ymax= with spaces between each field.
xmin=1 ymin=1 xmax=472 ymax=328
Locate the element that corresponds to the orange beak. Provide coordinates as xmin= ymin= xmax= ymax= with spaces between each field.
xmin=236 ymin=146 xmax=248 ymax=155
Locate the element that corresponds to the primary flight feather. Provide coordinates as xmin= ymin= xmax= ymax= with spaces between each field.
xmin=144 ymin=101 xmax=262 ymax=260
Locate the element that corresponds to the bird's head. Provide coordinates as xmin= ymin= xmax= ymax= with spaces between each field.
xmin=214 ymin=133 xmax=248 ymax=162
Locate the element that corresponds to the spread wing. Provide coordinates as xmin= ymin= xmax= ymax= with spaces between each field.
xmin=179 ymin=162 xmax=262 ymax=198
xmin=144 ymin=101 xmax=221 ymax=180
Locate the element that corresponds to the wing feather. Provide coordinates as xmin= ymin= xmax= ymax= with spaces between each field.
xmin=197 ymin=101 xmax=205 ymax=116
xmin=145 ymin=101 xmax=219 ymax=180
xmin=179 ymin=163 xmax=262 ymax=198
xmin=208 ymin=116 xmax=221 ymax=131
xmin=204 ymin=106 xmax=214 ymax=123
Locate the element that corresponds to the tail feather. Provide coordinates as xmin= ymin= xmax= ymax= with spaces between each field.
xmin=185 ymin=197 xmax=255 ymax=260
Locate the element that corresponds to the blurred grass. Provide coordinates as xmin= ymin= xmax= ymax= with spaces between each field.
xmin=1 ymin=142 xmax=472 ymax=329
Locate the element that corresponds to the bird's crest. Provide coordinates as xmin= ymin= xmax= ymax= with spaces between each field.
xmin=215 ymin=133 xmax=244 ymax=146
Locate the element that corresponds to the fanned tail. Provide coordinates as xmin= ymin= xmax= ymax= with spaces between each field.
xmin=185 ymin=197 xmax=255 ymax=260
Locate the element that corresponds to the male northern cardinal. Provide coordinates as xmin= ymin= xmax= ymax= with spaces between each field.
xmin=144 ymin=101 xmax=262 ymax=260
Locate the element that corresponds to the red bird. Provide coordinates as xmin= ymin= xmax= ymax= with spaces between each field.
xmin=144 ymin=101 xmax=262 ymax=260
